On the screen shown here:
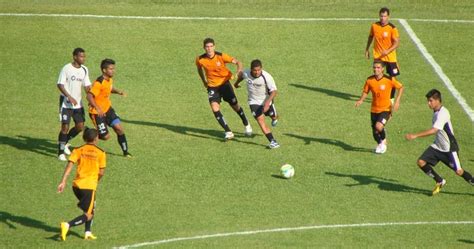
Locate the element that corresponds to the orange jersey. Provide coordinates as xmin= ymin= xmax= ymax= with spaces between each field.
xmin=369 ymin=22 xmax=399 ymax=62
xmin=363 ymin=75 xmax=403 ymax=113
xmin=195 ymin=52 xmax=234 ymax=87
xmin=89 ymin=76 xmax=112 ymax=114
xmin=69 ymin=144 xmax=106 ymax=190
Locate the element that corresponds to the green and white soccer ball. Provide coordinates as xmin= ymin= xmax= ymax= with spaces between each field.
xmin=280 ymin=164 xmax=295 ymax=179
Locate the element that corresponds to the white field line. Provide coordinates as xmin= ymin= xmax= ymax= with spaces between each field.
xmin=0 ymin=13 xmax=473 ymax=23
xmin=399 ymin=19 xmax=474 ymax=123
xmin=114 ymin=221 xmax=474 ymax=248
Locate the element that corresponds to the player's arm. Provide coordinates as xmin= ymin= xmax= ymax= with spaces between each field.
xmin=392 ymin=86 xmax=404 ymax=112
xmin=365 ymin=35 xmax=373 ymax=59
xmin=405 ymin=127 xmax=438 ymax=141
xmin=234 ymin=73 xmax=244 ymax=88
xmin=380 ymin=37 xmax=400 ymax=58
xmin=355 ymin=92 xmax=368 ymax=107
xmin=57 ymin=84 xmax=78 ymax=106
xmin=196 ymin=66 xmax=208 ymax=88
xmin=263 ymin=90 xmax=278 ymax=112
xmin=98 ymin=168 xmax=105 ymax=181
xmin=57 ymin=161 xmax=74 ymax=193
xmin=231 ymin=58 xmax=243 ymax=78
xmin=87 ymin=92 xmax=105 ymax=117
xmin=112 ymin=87 xmax=126 ymax=97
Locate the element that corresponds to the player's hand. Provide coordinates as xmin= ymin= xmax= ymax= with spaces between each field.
xmin=97 ymin=108 xmax=105 ymax=117
xmin=57 ymin=182 xmax=66 ymax=193
xmin=68 ymin=97 xmax=78 ymax=106
xmin=234 ymin=82 xmax=240 ymax=88
xmin=263 ymin=102 xmax=271 ymax=113
xmin=355 ymin=100 xmax=363 ymax=107
xmin=120 ymin=91 xmax=127 ymax=97
xmin=380 ymin=50 xmax=389 ymax=58
xmin=365 ymin=50 xmax=370 ymax=59
xmin=405 ymin=134 xmax=416 ymax=141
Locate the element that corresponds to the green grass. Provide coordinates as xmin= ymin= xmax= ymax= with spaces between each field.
xmin=1 ymin=1 xmax=473 ymax=248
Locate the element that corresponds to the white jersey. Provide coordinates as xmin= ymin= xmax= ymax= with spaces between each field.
xmin=243 ymin=69 xmax=277 ymax=105
xmin=431 ymin=106 xmax=459 ymax=152
xmin=57 ymin=63 xmax=91 ymax=109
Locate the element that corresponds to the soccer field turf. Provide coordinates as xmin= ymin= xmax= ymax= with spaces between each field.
xmin=1 ymin=1 xmax=473 ymax=248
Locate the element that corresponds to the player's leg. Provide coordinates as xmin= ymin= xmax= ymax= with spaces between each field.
xmin=222 ymin=82 xmax=251 ymax=135
xmin=90 ymin=113 xmax=110 ymax=141
xmin=374 ymin=112 xmax=390 ymax=153
xmin=107 ymin=108 xmax=131 ymax=157
xmin=386 ymin=62 xmax=400 ymax=100
xmin=208 ymin=87 xmax=233 ymax=139
xmin=417 ymin=147 xmax=446 ymax=194
xmin=58 ymin=108 xmax=72 ymax=160
xmin=65 ymin=108 xmax=86 ymax=154
xmin=370 ymin=113 xmax=382 ymax=152
xmin=268 ymin=103 xmax=278 ymax=127
xmin=61 ymin=188 xmax=95 ymax=241
xmin=252 ymin=105 xmax=279 ymax=148
xmin=443 ymin=151 xmax=474 ymax=185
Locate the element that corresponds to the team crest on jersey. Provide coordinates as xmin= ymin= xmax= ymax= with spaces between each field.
xmin=383 ymin=32 xmax=388 ymax=37
xmin=380 ymin=85 xmax=386 ymax=90
xmin=216 ymin=61 xmax=221 ymax=67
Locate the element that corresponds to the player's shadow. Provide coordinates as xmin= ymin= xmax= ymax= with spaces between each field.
xmin=285 ymin=133 xmax=372 ymax=153
xmin=0 ymin=211 xmax=81 ymax=241
xmin=325 ymin=172 xmax=474 ymax=197
xmin=458 ymin=239 xmax=474 ymax=244
xmin=0 ymin=135 xmax=56 ymax=158
xmin=121 ymin=119 xmax=265 ymax=147
xmin=289 ymin=83 xmax=369 ymax=102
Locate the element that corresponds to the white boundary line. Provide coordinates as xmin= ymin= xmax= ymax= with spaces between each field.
xmin=0 ymin=13 xmax=473 ymax=23
xmin=114 ymin=221 xmax=474 ymax=248
xmin=399 ymin=19 xmax=474 ymax=123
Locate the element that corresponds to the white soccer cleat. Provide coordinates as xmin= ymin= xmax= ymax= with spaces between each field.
xmin=269 ymin=140 xmax=280 ymax=149
xmin=375 ymin=144 xmax=387 ymax=154
xmin=58 ymin=154 xmax=67 ymax=161
xmin=224 ymin=131 xmax=234 ymax=140
xmin=244 ymin=124 xmax=253 ymax=136
xmin=271 ymin=119 xmax=278 ymax=127
xmin=64 ymin=143 xmax=71 ymax=155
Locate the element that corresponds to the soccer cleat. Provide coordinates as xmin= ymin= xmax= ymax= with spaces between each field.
xmin=269 ymin=140 xmax=280 ymax=149
xmin=378 ymin=144 xmax=387 ymax=154
xmin=84 ymin=232 xmax=97 ymax=240
xmin=58 ymin=154 xmax=67 ymax=161
xmin=374 ymin=144 xmax=382 ymax=154
xmin=224 ymin=131 xmax=234 ymax=140
xmin=244 ymin=124 xmax=253 ymax=136
xmin=432 ymin=179 xmax=447 ymax=195
xmin=123 ymin=152 xmax=133 ymax=158
xmin=64 ymin=143 xmax=71 ymax=155
xmin=60 ymin=222 xmax=69 ymax=241
xmin=271 ymin=119 xmax=278 ymax=127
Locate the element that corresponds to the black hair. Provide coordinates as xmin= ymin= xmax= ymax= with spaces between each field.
xmin=379 ymin=7 xmax=390 ymax=15
xmin=73 ymin=48 xmax=85 ymax=56
xmin=250 ymin=59 xmax=262 ymax=69
xmin=100 ymin=58 xmax=115 ymax=70
xmin=83 ymin=128 xmax=98 ymax=143
xmin=373 ymin=60 xmax=386 ymax=67
xmin=203 ymin=37 xmax=215 ymax=46
xmin=425 ymin=89 xmax=442 ymax=102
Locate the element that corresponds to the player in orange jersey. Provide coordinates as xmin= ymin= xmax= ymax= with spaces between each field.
xmin=196 ymin=38 xmax=252 ymax=140
xmin=87 ymin=59 xmax=132 ymax=157
xmin=365 ymin=7 xmax=400 ymax=100
xmin=355 ymin=61 xmax=404 ymax=154
xmin=57 ymin=128 xmax=106 ymax=241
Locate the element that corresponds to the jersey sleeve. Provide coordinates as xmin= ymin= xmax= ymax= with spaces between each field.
xmin=221 ymin=53 xmax=234 ymax=63
xmin=264 ymin=72 xmax=277 ymax=92
xmin=433 ymin=109 xmax=450 ymax=130
xmin=99 ymin=151 xmax=106 ymax=169
xmin=68 ymin=149 xmax=80 ymax=163
xmin=363 ymin=81 xmax=370 ymax=94
xmin=89 ymin=81 xmax=101 ymax=97
xmin=82 ymin=66 xmax=92 ymax=87
xmin=392 ymin=78 xmax=403 ymax=89
xmin=57 ymin=66 xmax=67 ymax=85
xmin=195 ymin=57 xmax=202 ymax=68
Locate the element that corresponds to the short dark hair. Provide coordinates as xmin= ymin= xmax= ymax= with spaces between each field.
xmin=73 ymin=47 xmax=85 ymax=56
xmin=250 ymin=59 xmax=262 ymax=69
xmin=100 ymin=58 xmax=115 ymax=70
xmin=203 ymin=38 xmax=215 ymax=46
xmin=83 ymin=128 xmax=98 ymax=143
xmin=379 ymin=7 xmax=390 ymax=15
xmin=426 ymin=89 xmax=442 ymax=102
xmin=373 ymin=60 xmax=385 ymax=67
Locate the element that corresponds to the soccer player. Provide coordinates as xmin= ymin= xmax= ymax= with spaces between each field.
xmin=56 ymin=48 xmax=92 ymax=161
xmin=365 ymin=7 xmax=400 ymax=100
xmin=57 ymin=128 xmax=105 ymax=241
xmin=355 ymin=61 xmax=404 ymax=154
xmin=405 ymin=89 xmax=474 ymax=195
xmin=196 ymin=38 xmax=252 ymax=140
xmin=87 ymin=59 xmax=132 ymax=157
xmin=234 ymin=59 xmax=280 ymax=149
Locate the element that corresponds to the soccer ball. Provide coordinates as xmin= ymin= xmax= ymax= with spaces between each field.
xmin=280 ymin=164 xmax=295 ymax=179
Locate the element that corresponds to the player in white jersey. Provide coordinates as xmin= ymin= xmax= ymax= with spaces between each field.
xmin=406 ymin=89 xmax=474 ymax=195
xmin=56 ymin=48 xmax=92 ymax=161
xmin=235 ymin=59 xmax=280 ymax=149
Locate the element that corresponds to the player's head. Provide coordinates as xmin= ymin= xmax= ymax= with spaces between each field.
xmin=379 ymin=7 xmax=390 ymax=24
xmin=72 ymin=47 xmax=86 ymax=65
xmin=250 ymin=59 xmax=263 ymax=78
xmin=101 ymin=58 xmax=116 ymax=78
xmin=203 ymin=38 xmax=215 ymax=56
xmin=372 ymin=60 xmax=385 ymax=75
xmin=425 ymin=89 xmax=442 ymax=110
xmin=83 ymin=128 xmax=98 ymax=144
